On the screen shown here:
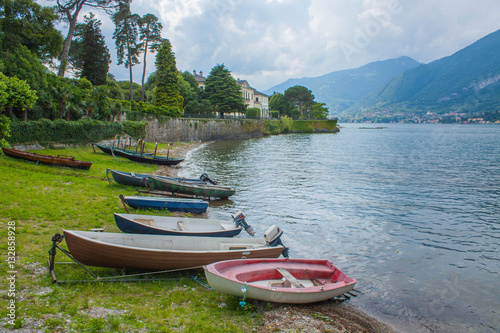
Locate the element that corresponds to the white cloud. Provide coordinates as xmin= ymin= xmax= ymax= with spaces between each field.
xmin=46 ymin=0 xmax=500 ymax=91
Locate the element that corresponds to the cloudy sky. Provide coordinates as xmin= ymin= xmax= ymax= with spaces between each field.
xmin=52 ymin=0 xmax=500 ymax=91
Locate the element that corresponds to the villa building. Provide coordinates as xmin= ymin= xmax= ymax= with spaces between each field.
xmin=193 ymin=70 xmax=269 ymax=118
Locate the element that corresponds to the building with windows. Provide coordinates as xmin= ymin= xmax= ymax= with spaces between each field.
xmin=193 ymin=70 xmax=206 ymax=89
xmin=193 ymin=70 xmax=269 ymax=118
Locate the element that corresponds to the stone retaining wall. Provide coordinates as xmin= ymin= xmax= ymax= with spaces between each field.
xmin=144 ymin=118 xmax=267 ymax=142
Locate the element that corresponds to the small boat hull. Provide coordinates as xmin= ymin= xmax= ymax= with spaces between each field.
xmin=123 ymin=196 xmax=208 ymax=213
xmin=114 ymin=213 xmax=242 ymax=237
xmin=150 ymin=176 xmax=235 ymax=199
xmin=2 ymin=147 xmax=92 ymax=170
xmin=204 ymin=258 xmax=356 ymax=304
xmin=63 ymin=230 xmax=284 ymax=270
xmin=108 ymin=169 xmax=205 ymax=188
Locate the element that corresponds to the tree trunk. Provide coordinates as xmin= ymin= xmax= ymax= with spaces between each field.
xmin=141 ymin=40 xmax=149 ymax=102
xmin=128 ymin=54 xmax=134 ymax=100
xmin=22 ymin=109 xmax=27 ymax=121
xmin=57 ymin=1 xmax=86 ymax=77
xmin=59 ymin=98 xmax=65 ymax=119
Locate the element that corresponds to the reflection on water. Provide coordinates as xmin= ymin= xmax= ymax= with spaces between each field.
xmin=180 ymin=124 xmax=500 ymax=333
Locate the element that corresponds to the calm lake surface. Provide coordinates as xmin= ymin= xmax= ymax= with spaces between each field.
xmin=179 ymin=123 xmax=500 ymax=333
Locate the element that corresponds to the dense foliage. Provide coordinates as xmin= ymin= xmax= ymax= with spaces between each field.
xmin=70 ymin=13 xmax=111 ymax=85
xmin=154 ymin=39 xmax=181 ymax=111
xmin=112 ymin=2 xmax=141 ymax=100
xmin=204 ymin=64 xmax=246 ymax=118
xmin=0 ymin=0 xmax=63 ymax=62
xmin=269 ymin=86 xmax=328 ymax=120
xmin=8 ymin=118 xmax=146 ymax=144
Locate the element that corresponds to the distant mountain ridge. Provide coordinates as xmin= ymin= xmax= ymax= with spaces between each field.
xmin=264 ymin=56 xmax=421 ymax=115
xmin=265 ymin=28 xmax=500 ymax=123
xmin=349 ymin=28 xmax=500 ymax=120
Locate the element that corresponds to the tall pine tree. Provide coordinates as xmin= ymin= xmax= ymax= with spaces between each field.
xmin=204 ymin=64 xmax=245 ymax=118
xmin=70 ymin=13 xmax=110 ymax=85
xmin=139 ymin=14 xmax=163 ymax=102
xmin=112 ymin=2 xmax=141 ymax=100
xmin=154 ymin=39 xmax=180 ymax=109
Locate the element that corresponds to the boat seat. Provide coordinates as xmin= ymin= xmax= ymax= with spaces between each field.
xmin=219 ymin=243 xmax=257 ymax=250
xmin=220 ymin=223 xmax=234 ymax=230
xmin=276 ymin=268 xmax=304 ymax=288
xmin=135 ymin=218 xmax=156 ymax=226
xmin=177 ymin=221 xmax=188 ymax=231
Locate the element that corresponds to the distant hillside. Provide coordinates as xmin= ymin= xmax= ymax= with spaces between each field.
xmin=348 ymin=29 xmax=500 ymax=120
xmin=264 ymin=56 xmax=420 ymax=115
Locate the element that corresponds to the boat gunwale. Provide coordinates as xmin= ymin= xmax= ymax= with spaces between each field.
xmin=63 ymin=230 xmax=277 ymax=254
xmin=113 ymin=213 xmax=243 ymax=236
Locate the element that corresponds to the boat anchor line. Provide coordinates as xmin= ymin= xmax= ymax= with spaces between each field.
xmin=47 ymin=233 xmax=203 ymax=284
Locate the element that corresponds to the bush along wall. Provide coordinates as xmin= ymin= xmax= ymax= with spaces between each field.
xmin=291 ymin=119 xmax=338 ymax=133
xmin=8 ymin=118 xmax=147 ymax=144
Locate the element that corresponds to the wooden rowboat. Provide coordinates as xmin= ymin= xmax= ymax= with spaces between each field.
xmin=92 ymin=143 xmax=183 ymax=166
xmin=63 ymin=230 xmax=285 ymax=271
xmin=149 ymin=176 xmax=236 ymax=199
xmin=120 ymin=195 xmax=208 ymax=213
xmin=106 ymin=169 xmax=206 ymax=188
xmin=114 ymin=213 xmax=244 ymax=237
xmin=1 ymin=147 xmax=92 ymax=170
xmin=204 ymin=258 xmax=357 ymax=304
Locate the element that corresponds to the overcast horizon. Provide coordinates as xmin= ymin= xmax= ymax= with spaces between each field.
xmin=45 ymin=0 xmax=500 ymax=92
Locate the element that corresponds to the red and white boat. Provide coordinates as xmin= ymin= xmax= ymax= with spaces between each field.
xmin=204 ymin=258 xmax=356 ymax=304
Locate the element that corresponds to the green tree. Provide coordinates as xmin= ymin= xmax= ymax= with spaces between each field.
xmin=0 ymin=0 xmax=63 ymax=62
xmin=181 ymin=71 xmax=200 ymax=92
xmin=70 ymin=13 xmax=110 ymax=85
xmin=1 ymin=45 xmax=48 ymax=92
xmin=269 ymin=92 xmax=290 ymax=117
xmin=86 ymin=85 xmax=111 ymax=120
xmin=311 ymin=102 xmax=329 ymax=119
xmin=284 ymin=85 xmax=314 ymax=119
xmin=1 ymin=73 xmax=38 ymax=121
xmin=178 ymin=73 xmax=197 ymax=108
xmin=55 ymin=0 xmax=129 ymax=77
xmin=0 ymin=73 xmax=9 ymax=109
xmin=138 ymin=14 xmax=163 ymax=102
xmin=112 ymin=2 xmax=142 ymax=100
xmin=204 ymin=64 xmax=245 ymax=118
xmin=154 ymin=39 xmax=180 ymax=110
xmin=0 ymin=114 xmax=10 ymax=148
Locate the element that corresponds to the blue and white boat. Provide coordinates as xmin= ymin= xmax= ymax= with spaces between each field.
xmin=120 ymin=195 xmax=209 ymax=213
xmin=113 ymin=213 xmax=244 ymax=237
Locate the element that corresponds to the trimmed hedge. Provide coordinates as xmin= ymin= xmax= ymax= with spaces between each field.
xmin=9 ymin=118 xmax=147 ymax=144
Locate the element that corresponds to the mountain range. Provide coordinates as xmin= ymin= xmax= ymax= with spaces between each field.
xmin=265 ymin=29 xmax=500 ymax=122
xmin=264 ymin=56 xmax=420 ymax=114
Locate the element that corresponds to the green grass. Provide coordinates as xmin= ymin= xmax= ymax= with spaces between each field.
xmin=0 ymin=145 xmax=263 ymax=332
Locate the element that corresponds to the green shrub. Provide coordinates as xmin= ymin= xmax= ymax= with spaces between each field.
xmin=121 ymin=120 xmax=147 ymax=138
xmin=246 ymin=108 xmax=261 ymax=119
xmin=8 ymin=118 xmax=145 ymax=144
xmin=279 ymin=115 xmax=293 ymax=133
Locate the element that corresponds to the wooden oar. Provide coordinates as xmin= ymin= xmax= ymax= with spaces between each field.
xmin=119 ymin=194 xmax=130 ymax=213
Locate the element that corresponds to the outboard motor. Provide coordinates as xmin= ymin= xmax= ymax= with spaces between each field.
xmin=232 ymin=211 xmax=255 ymax=236
xmin=199 ymin=173 xmax=218 ymax=185
xmin=264 ymin=225 xmax=289 ymax=258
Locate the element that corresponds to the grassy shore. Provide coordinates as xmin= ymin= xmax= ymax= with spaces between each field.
xmin=0 ymin=143 xmax=396 ymax=332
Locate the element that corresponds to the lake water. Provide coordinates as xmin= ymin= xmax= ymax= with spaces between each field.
xmin=178 ymin=123 xmax=500 ymax=333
